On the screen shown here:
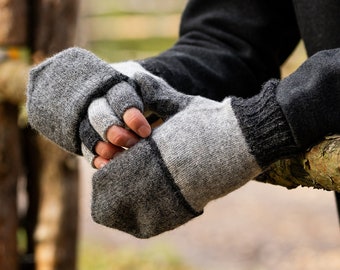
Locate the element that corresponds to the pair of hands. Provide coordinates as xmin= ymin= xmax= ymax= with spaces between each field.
xmin=93 ymin=108 xmax=151 ymax=169
xmin=27 ymin=46 xmax=340 ymax=238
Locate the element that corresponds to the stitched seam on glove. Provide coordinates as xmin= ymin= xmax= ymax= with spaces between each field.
xmin=148 ymin=138 xmax=203 ymax=217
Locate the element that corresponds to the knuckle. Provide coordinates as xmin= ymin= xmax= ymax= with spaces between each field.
xmin=108 ymin=133 xmax=126 ymax=147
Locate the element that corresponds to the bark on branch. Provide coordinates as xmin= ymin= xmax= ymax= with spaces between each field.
xmin=256 ymin=135 xmax=340 ymax=192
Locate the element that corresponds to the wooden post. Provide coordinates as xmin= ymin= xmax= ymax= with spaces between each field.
xmin=0 ymin=0 xmax=27 ymax=45
xmin=0 ymin=103 xmax=21 ymax=270
xmin=24 ymin=0 xmax=80 ymax=269
xmin=0 ymin=1 xmax=27 ymax=269
xmin=1 ymin=0 xmax=80 ymax=269
xmin=28 ymin=0 xmax=80 ymax=63
xmin=23 ymin=134 xmax=79 ymax=270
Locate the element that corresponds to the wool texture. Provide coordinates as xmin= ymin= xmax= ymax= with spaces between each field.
xmin=81 ymin=60 xmax=158 ymax=158
xmin=153 ymin=97 xmax=261 ymax=212
xmin=82 ymin=60 xmax=190 ymax=159
xmin=27 ymin=45 xmax=340 ymax=239
xmin=27 ymin=47 xmax=131 ymax=154
xmin=231 ymin=79 xmax=299 ymax=168
xmin=92 ymin=138 xmax=201 ymax=239
xmin=87 ymin=97 xmax=124 ymax=140
xmin=81 ymin=143 xmax=96 ymax=167
xmin=90 ymin=73 xmax=299 ymax=238
xmin=79 ymin=116 xmax=102 ymax=154
xmin=276 ymin=48 xmax=340 ymax=149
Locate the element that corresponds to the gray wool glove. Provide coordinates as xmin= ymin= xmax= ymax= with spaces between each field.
xmin=27 ymin=47 xmax=142 ymax=154
xmin=79 ymin=61 xmax=164 ymax=165
xmin=90 ymin=72 xmax=300 ymax=238
xmin=90 ymin=48 xmax=340 ymax=238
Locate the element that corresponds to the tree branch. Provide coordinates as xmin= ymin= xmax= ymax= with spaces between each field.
xmin=256 ymin=135 xmax=340 ymax=192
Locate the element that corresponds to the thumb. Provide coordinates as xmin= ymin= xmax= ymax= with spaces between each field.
xmin=134 ymin=72 xmax=192 ymax=119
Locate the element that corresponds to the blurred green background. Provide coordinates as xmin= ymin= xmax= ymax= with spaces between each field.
xmin=83 ymin=0 xmax=185 ymax=62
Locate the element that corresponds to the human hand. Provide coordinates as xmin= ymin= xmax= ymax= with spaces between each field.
xmin=92 ymin=107 xmax=151 ymax=168
xmin=27 ymin=47 xmax=139 ymax=154
xmin=27 ymin=47 xmax=161 ymax=161
xmin=93 ymin=108 xmax=166 ymax=168
xmin=79 ymin=61 xmax=172 ymax=168
xmin=90 ymin=72 xmax=271 ymax=238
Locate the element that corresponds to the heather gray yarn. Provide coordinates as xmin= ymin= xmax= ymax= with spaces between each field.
xmin=153 ymin=97 xmax=262 ymax=212
xmin=103 ymin=63 xmax=192 ymax=121
xmin=81 ymin=143 xmax=96 ymax=167
xmin=92 ymin=138 xmax=201 ymax=239
xmin=134 ymin=72 xmax=192 ymax=119
xmin=105 ymin=81 xmax=144 ymax=121
xmin=82 ymin=62 xmax=191 ymax=157
xmin=88 ymin=97 xmax=123 ymax=140
xmin=90 ymin=73 xmax=301 ymax=238
xmin=27 ymin=47 xmax=131 ymax=154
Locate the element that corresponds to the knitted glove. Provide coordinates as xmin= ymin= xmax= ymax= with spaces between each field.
xmin=27 ymin=47 xmax=143 ymax=154
xmin=90 ymin=73 xmax=297 ymax=238
xmin=79 ymin=61 xmax=164 ymax=165
xmin=90 ymin=48 xmax=340 ymax=238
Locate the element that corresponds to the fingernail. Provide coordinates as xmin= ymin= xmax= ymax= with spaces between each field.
xmin=126 ymin=138 xmax=138 ymax=148
xmin=138 ymin=125 xmax=151 ymax=137
xmin=99 ymin=162 xmax=107 ymax=169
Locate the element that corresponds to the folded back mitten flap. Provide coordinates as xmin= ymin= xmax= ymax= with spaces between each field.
xmin=27 ymin=47 xmax=135 ymax=154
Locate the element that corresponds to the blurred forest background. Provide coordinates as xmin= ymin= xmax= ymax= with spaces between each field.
xmin=76 ymin=1 xmax=340 ymax=270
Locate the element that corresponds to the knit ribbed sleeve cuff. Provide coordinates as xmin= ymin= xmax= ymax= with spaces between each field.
xmin=231 ymin=79 xmax=299 ymax=168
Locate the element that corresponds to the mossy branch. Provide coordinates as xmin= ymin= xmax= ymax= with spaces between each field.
xmin=256 ymin=135 xmax=340 ymax=192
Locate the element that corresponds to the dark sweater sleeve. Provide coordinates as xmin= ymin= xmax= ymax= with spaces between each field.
xmin=140 ymin=0 xmax=300 ymax=100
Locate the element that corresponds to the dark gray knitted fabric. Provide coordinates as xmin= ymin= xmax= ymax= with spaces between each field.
xmin=28 ymin=47 xmax=340 ymax=239
xmin=27 ymin=47 xmax=132 ymax=154
xmin=79 ymin=116 xmax=102 ymax=154
xmin=81 ymin=61 xmax=191 ymax=158
xmin=276 ymin=48 xmax=340 ymax=149
xmin=90 ymin=73 xmax=298 ymax=238
xmin=231 ymin=80 xmax=299 ymax=168
xmin=92 ymin=139 xmax=201 ymax=239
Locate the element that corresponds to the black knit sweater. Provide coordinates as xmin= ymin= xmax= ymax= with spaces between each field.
xmin=138 ymin=0 xmax=340 ymax=100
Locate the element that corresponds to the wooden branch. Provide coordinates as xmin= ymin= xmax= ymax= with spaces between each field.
xmin=256 ymin=135 xmax=340 ymax=192
xmin=28 ymin=1 xmax=80 ymax=269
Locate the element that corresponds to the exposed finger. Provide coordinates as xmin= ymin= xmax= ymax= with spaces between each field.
xmin=106 ymin=125 xmax=140 ymax=148
xmin=95 ymin=141 xmax=123 ymax=159
xmin=93 ymin=156 xmax=110 ymax=169
xmin=123 ymin=107 xmax=151 ymax=138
